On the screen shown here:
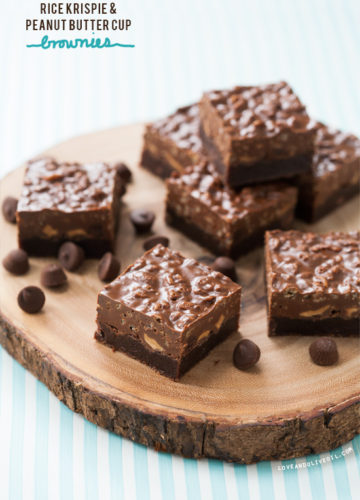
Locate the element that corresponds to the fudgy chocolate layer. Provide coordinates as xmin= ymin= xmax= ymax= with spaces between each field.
xmin=296 ymin=177 xmax=360 ymax=223
xmin=200 ymin=126 xmax=312 ymax=187
xmin=19 ymin=237 xmax=113 ymax=258
xmin=140 ymin=148 xmax=175 ymax=179
xmin=269 ymin=317 xmax=359 ymax=337
xmin=166 ymin=206 xmax=294 ymax=258
xmin=95 ymin=315 xmax=238 ymax=379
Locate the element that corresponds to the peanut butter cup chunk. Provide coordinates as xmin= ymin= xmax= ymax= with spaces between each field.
xmin=95 ymin=244 xmax=241 ymax=379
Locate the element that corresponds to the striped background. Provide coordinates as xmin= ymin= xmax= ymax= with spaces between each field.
xmin=0 ymin=0 xmax=359 ymax=498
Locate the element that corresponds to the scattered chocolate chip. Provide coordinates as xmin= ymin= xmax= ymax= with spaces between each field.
xmin=40 ymin=264 xmax=67 ymax=288
xmin=130 ymin=209 xmax=155 ymax=234
xmin=118 ymin=181 xmax=126 ymax=197
xmin=17 ymin=286 xmax=45 ymax=314
xmin=58 ymin=242 xmax=85 ymax=271
xmin=212 ymin=256 xmax=237 ymax=281
xmin=115 ymin=162 xmax=132 ymax=183
xmin=197 ymin=255 xmax=215 ymax=266
xmin=2 ymin=249 xmax=29 ymax=275
xmin=2 ymin=196 xmax=18 ymax=223
xmin=233 ymin=339 xmax=261 ymax=370
xmin=98 ymin=252 xmax=120 ymax=282
xmin=143 ymin=236 xmax=169 ymax=251
xmin=309 ymin=337 xmax=339 ymax=366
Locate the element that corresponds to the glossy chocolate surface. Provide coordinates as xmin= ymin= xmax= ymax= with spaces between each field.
xmin=202 ymin=81 xmax=314 ymax=140
xmin=17 ymin=157 xmax=122 ymax=257
xmin=150 ymin=104 xmax=202 ymax=154
xmin=168 ymin=162 xmax=297 ymax=223
xmin=18 ymin=157 xmax=119 ymax=212
xmin=267 ymin=230 xmax=360 ymax=295
xmin=313 ymin=123 xmax=360 ymax=177
xmin=101 ymin=244 xmax=240 ymax=332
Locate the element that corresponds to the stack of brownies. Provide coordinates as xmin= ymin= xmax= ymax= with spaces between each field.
xmin=141 ymin=82 xmax=360 ymax=257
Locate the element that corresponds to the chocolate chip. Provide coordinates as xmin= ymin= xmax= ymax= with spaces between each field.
xmin=17 ymin=286 xmax=45 ymax=314
xmin=309 ymin=338 xmax=339 ymax=366
xmin=143 ymin=236 xmax=169 ymax=251
xmin=2 ymin=249 xmax=29 ymax=275
xmin=115 ymin=162 xmax=132 ymax=183
xmin=58 ymin=242 xmax=85 ymax=271
xmin=130 ymin=209 xmax=155 ymax=234
xmin=98 ymin=252 xmax=120 ymax=282
xmin=233 ymin=339 xmax=261 ymax=370
xmin=118 ymin=182 xmax=126 ymax=197
xmin=197 ymin=255 xmax=215 ymax=266
xmin=212 ymin=256 xmax=237 ymax=281
xmin=40 ymin=264 xmax=67 ymax=288
xmin=2 ymin=196 xmax=18 ymax=223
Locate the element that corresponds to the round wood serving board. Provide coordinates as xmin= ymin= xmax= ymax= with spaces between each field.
xmin=0 ymin=123 xmax=359 ymax=464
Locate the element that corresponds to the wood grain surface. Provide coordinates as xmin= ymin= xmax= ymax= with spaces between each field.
xmin=0 ymin=123 xmax=359 ymax=463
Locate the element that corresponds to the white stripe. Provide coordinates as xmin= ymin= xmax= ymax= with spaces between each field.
xmin=295 ymin=457 xmax=312 ymax=500
xmin=48 ymin=395 xmax=60 ymax=500
xmin=171 ymin=456 xmax=187 ymax=500
xmin=246 ymin=463 xmax=260 ymax=500
xmin=22 ymin=371 xmax=37 ymax=500
xmin=197 ymin=459 xmax=212 ymax=500
xmin=73 ymin=414 xmax=85 ymax=500
xmin=97 ymin=427 xmax=111 ymax=500
xmin=122 ymin=439 xmax=136 ymax=500
xmin=223 ymin=463 xmax=239 ymax=500
xmin=342 ymin=443 xmax=360 ymax=498
xmin=270 ymin=461 xmax=287 ymax=500
xmin=0 ymin=350 xmax=13 ymax=500
xmin=319 ymin=452 xmax=338 ymax=500
xmin=146 ymin=447 xmax=162 ymax=500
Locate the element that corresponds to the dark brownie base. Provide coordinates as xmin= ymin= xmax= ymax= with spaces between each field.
xmin=166 ymin=206 xmax=294 ymax=258
xmin=200 ymin=126 xmax=312 ymax=188
xmin=296 ymin=182 xmax=360 ymax=223
xmin=19 ymin=237 xmax=114 ymax=258
xmin=95 ymin=315 xmax=238 ymax=380
xmin=140 ymin=148 xmax=176 ymax=179
xmin=269 ymin=317 xmax=359 ymax=337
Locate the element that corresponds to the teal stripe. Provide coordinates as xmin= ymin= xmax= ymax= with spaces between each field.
xmin=256 ymin=461 xmax=275 ymax=500
xmin=281 ymin=459 xmax=300 ymax=500
xmin=332 ymin=446 xmax=352 ymax=500
xmin=133 ymin=443 xmax=150 ymax=500
xmin=306 ymin=454 xmax=326 ymax=499
xmin=84 ymin=420 xmax=99 ymax=500
xmin=233 ymin=464 xmax=249 ymax=500
xmin=60 ymin=403 xmax=73 ymax=500
xmin=9 ymin=360 xmax=25 ymax=500
xmin=158 ymin=453 xmax=175 ymax=500
xmin=109 ymin=434 xmax=124 ymax=500
xmin=208 ymin=460 xmax=227 ymax=500
xmin=352 ymin=435 xmax=360 ymax=476
xmin=35 ymin=381 xmax=49 ymax=500
xmin=184 ymin=458 xmax=201 ymax=500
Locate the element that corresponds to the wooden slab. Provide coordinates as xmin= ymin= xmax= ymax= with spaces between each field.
xmin=0 ymin=123 xmax=359 ymax=463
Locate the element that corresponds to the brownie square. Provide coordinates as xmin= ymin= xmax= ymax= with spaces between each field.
xmin=95 ymin=244 xmax=241 ymax=379
xmin=296 ymin=123 xmax=360 ymax=222
xmin=199 ymin=81 xmax=316 ymax=188
xmin=17 ymin=157 xmax=123 ymax=257
xmin=166 ymin=162 xmax=298 ymax=258
xmin=265 ymin=230 xmax=360 ymax=336
xmin=141 ymin=104 xmax=204 ymax=178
